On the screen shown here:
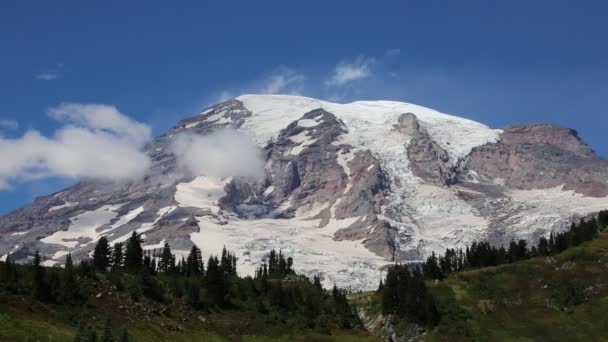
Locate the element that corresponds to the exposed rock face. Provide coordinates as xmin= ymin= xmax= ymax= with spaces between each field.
xmin=1 ymin=94 xmax=607 ymax=290
xmin=402 ymin=113 xmax=455 ymax=186
xmin=458 ymin=124 xmax=608 ymax=197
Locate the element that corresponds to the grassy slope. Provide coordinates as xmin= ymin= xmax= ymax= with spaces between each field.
xmin=351 ymin=233 xmax=608 ymax=342
xmin=0 ymin=276 xmax=377 ymax=342
xmin=425 ymin=232 xmax=608 ymax=341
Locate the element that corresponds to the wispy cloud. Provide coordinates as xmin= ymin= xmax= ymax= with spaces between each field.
xmin=36 ymin=72 xmax=59 ymax=81
xmin=325 ymin=56 xmax=375 ymax=86
xmin=0 ymin=119 xmax=18 ymax=130
xmin=35 ymin=63 xmax=63 ymax=81
xmin=261 ymin=67 xmax=305 ymax=94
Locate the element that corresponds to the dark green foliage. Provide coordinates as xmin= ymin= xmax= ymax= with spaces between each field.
xmin=381 ymin=265 xmax=439 ymax=326
xmin=93 ymin=236 xmax=112 ymax=271
xmin=102 ymin=319 xmax=114 ymax=342
xmin=598 ymin=210 xmax=608 ymax=229
xmin=124 ymin=232 xmax=143 ymax=271
xmin=158 ymin=242 xmax=175 ymax=273
xmin=120 ymin=328 xmax=129 ymax=342
xmin=33 ymin=250 xmax=51 ymax=302
xmin=111 ymin=242 xmax=124 ymax=272
xmin=186 ymin=244 xmax=204 ymax=276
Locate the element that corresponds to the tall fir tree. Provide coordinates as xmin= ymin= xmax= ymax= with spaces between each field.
xmin=93 ymin=236 xmax=112 ymax=271
xmin=111 ymin=243 xmax=124 ymax=271
xmin=124 ymin=232 xmax=143 ymax=271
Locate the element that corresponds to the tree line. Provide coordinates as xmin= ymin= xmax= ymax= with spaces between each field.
xmin=378 ymin=210 xmax=608 ymax=328
xmin=0 ymin=232 xmax=360 ymax=340
xmin=420 ymin=211 xmax=608 ymax=280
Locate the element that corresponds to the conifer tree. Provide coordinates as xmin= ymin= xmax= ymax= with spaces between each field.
xmin=124 ymin=232 xmax=143 ymax=271
xmin=111 ymin=243 xmax=124 ymax=271
xmin=93 ymin=236 xmax=112 ymax=271
xmin=159 ymin=242 xmax=175 ymax=273
xmin=186 ymin=245 xmax=203 ymax=276
xmin=33 ymin=250 xmax=49 ymax=301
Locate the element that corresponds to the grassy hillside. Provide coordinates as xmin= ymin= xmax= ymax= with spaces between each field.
xmin=0 ymin=272 xmax=377 ymax=342
xmin=354 ymin=232 xmax=608 ymax=341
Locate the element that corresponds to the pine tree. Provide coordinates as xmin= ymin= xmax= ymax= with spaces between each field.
xmin=124 ymin=232 xmax=143 ymax=271
xmin=159 ymin=242 xmax=175 ymax=273
xmin=93 ymin=236 xmax=112 ymax=271
xmin=33 ymin=250 xmax=49 ymax=301
xmin=186 ymin=245 xmax=203 ymax=276
xmin=111 ymin=243 xmax=124 ymax=271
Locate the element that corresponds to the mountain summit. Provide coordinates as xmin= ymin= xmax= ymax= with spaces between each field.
xmin=2 ymin=94 xmax=608 ymax=290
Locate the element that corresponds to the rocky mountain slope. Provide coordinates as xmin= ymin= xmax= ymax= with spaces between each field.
xmin=2 ymin=94 xmax=608 ymax=290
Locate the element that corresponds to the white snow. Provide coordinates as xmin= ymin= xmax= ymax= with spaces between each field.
xmin=286 ymin=131 xmax=317 ymax=156
xmin=263 ymin=186 xmax=275 ymax=196
xmin=48 ymin=201 xmax=77 ymax=212
xmin=109 ymin=206 xmax=177 ymax=244
xmin=175 ymin=176 xmax=230 ymax=214
xmin=144 ymin=239 xmax=166 ymax=251
xmin=297 ymin=119 xmax=320 ymax=128
xmin=185 ymin=122 xmax=199 ymax=129
xmin=288 ymin=131 xmax=312 ymax=144
xmin=505 ymin=186 xmax=608 ymax=237
xmin=190 ymin=212 xmax=388 ymax=291
xmin=111 ymin=206 xmax=145 ymax=229
xmin=10 ymin=231 xmax=28 ymax=236
xmin=41 ymin=204 xmax=124 ymax=248
xmin=237 ymin=94 xmax=501 ymax=165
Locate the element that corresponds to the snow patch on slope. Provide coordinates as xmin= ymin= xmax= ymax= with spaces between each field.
xmin=175 ymin=176 xmax=230 ymax=214
xmin=191 ymin=212 xmax=388 ymax=291
xmin=41 ymin=204 xmax=124 ymax=248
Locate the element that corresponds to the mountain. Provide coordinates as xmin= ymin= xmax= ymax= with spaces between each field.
xmin=2 ymin=94 xmax=608 ymax=290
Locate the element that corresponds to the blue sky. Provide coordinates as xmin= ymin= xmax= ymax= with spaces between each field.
xmin=1 ymin=0 xmax=607 ymax=213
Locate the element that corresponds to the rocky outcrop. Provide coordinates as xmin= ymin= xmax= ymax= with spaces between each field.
xmin=400 ymin=113 xmax=455 ymax=186
xmin=458 ymin=123 xmax=608 ymax=197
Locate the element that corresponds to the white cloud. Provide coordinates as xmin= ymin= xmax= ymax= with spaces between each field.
xmin=49 ymin=103 xmax=151 ymax=146
xmin=171 ymin=129 xmax=265 ymax=180
xmin=0 ymin=104 xmax=152 ymax=190
xmin=325 ymin=56 xmax=374 ymax=86
xmin=36 ymin=72 xmax=59 ymax=81
xmin=0 ymin=119 xmax=18 ymax=130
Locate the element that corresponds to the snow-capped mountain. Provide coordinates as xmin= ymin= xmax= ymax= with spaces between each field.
xmin=2 ymin=94 xmax=608 ymax=290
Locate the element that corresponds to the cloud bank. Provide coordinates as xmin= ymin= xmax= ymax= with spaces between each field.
xmin=0 ymin=104 xmax=152 ymax=190
xmin=171 ymin=129 xmax=265 ymax=180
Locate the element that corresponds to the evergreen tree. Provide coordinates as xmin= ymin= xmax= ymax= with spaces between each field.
xmin=111 ymin=243 xmax=124 ymax=271
xmin=206 ymin=255 xmax=227 ymax=306
xmin=93 ymin=236 xmax=112 ymax=271
xmin=33 ymin=250 xmax=49 ymax=301
xmin=159 ymin=242 xmax=175 ymax=273
xmin=186 ymin=245 xmax=203 ymax=276
xmin=124 ymin=232 xmax=143 ymax=271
